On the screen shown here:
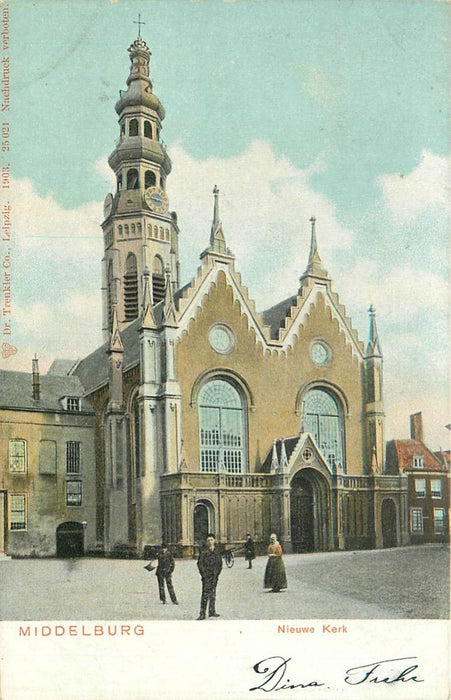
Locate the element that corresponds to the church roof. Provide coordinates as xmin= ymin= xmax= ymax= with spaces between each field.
xmin=261 ymin=295 xmax=297 ymax=340
xmin=260 ymin=436 xmax=299 ymax=472
xmin=47 ymin=358 xmax=79 ymax=376
xmin=73 ymin=317 xmax=141 ymax=394
xmin=0 ymin=370 xmax=92 ymax=413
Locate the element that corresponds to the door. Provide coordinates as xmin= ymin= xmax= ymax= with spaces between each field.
xmin=56 ymin=522 xmax=84 ymax=557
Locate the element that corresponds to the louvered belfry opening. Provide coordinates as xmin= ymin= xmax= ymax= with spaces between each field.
xmin=124 ymin=253 xmax=139 ymax=321
xmin=152 ymin=255 xmax=165 ymax=304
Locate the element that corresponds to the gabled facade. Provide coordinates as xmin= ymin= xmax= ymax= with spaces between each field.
xmin=386 ymin=413 xmax=450 ymax=544
xmin=0 ymin=361 xmax=96 ymax=557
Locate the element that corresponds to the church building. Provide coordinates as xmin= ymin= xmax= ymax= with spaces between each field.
xmin=0 ymin=32 xmax=411 ymax=558
xmin=70 ymin=34 xmax=408 ymax=557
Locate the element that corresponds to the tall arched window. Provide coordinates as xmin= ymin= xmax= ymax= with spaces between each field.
xmin=144 ymin=120 xmax=152 ymax=138
xmin=152 ymin=255 xmax=165 ymax=304
xmin=301 ymin=389 xmax=344 ymax=472
xmin=198 ymin=379 xmax=246 ymax=473
xmin=145 ymin=170 xmax=156 ymax=189
xmin=129 ymin=119 xmax=139 ymax=136
xmin=123 ymin=253 xmax=138 ymax=321
xmin=107 ymin=261 xmax=114 ymax=329
xmin=126 ymin=168 xmax=139 ymax=190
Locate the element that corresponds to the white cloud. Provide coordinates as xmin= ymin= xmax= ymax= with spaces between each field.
xmin=167 ymin=141 xmax=353 ymax=308
xmin=377 ymin=150 xmax=450 ymax=223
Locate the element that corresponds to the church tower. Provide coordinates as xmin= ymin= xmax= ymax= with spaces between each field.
xmin=101 ymin=28 xmax=180 ymax=339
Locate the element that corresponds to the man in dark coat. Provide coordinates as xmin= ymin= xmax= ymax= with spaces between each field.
xmin=244 ymin=534 xmax=256 ymax=569
xmin=197 ymin=533 xmax=223 ymax=619
xmin=155 ymin=543 xmax=178 ymax=605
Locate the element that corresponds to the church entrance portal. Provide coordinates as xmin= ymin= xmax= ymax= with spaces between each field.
xmin=381 ymin=499 xmax=397 ymax=548
xmin=56 ymin=522 xmax=84 ymax=558
xmin=290 ymin=469 xmax=330 ymax=552
xmin=193 ymin=502 xmax=210 ymax=546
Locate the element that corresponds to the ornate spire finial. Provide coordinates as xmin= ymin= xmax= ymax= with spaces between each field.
xmin=134 ymin=13 xmax=146 ymax=39
xmin=209 ymin=185 xmax=226 ymax=253
xmin=366 ymin=304 xmax=382 ymax=357
xmin=301 ymin=216 xmax=328 ymax=281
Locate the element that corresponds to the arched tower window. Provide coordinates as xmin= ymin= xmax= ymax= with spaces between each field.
xmin=129 ymin=119 xmax=139 ymax=136
xmin=301 ymin=389 xmax=345 ymax=472
xmin=152 ymin=255 xmax=165 ymax=304
xmin=145 ymin=170 xmax=156 ymax=189
xmin=117 ymin=174 xmax=123 ymax=191
xmin=123 ymin=253 xmax=138 ymax=321
xmin=198 ymin=379 xmax=246 ymax=473
xmin=144 ymin=121 xmax=152 ymax=138
xmin=126 ymin=169 xmax=139 ymax=190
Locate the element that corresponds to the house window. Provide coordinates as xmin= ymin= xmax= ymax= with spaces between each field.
xmin=9 ymin=494 xmax=26 ymax=530
xmin=413 ymin=455 xmax=424 ymax=469
xmin=198 ymin=379 xmax=246 ymax=473
xmin=433 ymin=508 xmax=445 ymax=534
xmin=66 ymin=480 xmax=82 ymax=507
xmin=301 ymin=389 xmax=345 ymax=472
xmin=430 ymin=479 xmax=442 ymax=499
xmin=410 ymin=508 xmax=423 ymax=533
xmin=66 ymin=441 xmax=81 ymax=474
xmin=66 ymin=397 xmax=80 ymax=412
xmin=414 ymin=478 xmax=426 ymax=498
xmin=9 ymin=439 xmax=27 ymax=473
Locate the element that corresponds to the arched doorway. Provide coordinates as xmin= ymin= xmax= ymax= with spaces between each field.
xmin=194 ymin=502 xmax=213 ymax=546
xmin=381 ymin=499 xmax=397 ymax=548
xmin=290 ymin=468 xmax=331 ymax=552
xmin=56 ymin=522 xmax=84 ymax=558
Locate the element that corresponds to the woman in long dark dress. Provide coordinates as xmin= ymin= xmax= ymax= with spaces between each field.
xmin=263 ymin=533 xmax=287 ymax=592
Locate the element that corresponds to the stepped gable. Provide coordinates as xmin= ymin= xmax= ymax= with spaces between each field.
xmin=260 ymin=436 xmax=299 ymax=472
xmin=73 ymin=317 xmax=141 ymax=394
xmin=0 ymin=370 xmax=92 ymax=412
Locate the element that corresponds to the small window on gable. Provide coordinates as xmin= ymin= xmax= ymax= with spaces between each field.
xmin=413 ymin=455 xmax=424 ymax=469
xmin=9 ymin=440 xmax=27 ymax=473
xmin=144 ymin=121 xmax=152 ymax=138
xmin=129 ymin=119 xmax=139 ymax=136
xmin=66 ymin=397 xmax=80 ymax=412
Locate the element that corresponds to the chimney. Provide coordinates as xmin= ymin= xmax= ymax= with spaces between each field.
xmin=32 ymin=355 xmax=40 ymax=401
xmin=410 ymin=412 xmax=424 ymax=442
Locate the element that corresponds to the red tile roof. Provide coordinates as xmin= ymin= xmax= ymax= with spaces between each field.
xmin=390 ymin=439 xmax=445 ymax=472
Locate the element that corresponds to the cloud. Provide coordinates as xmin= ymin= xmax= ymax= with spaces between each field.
xmin=377 ymin=150 xmax=450 ymax=223
xmin=167 ymin=140 xmax=353 ymax=308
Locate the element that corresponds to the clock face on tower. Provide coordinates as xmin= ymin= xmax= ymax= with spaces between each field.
xmin=103 ymin=193 xmax=113 ymax=219
xmin=144 ymin=186 xmax=169 ymax=214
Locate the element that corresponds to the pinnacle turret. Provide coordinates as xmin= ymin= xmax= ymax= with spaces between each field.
xmin=366 ymin=304 xmax=382 ymax=357
xmin=300 ymin=216 xmax=328 ymax=284
xmin=209 ymin=186 xmax=227 ymax=254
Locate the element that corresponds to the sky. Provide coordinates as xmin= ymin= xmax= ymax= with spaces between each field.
xmin=2 ymin=0 xmax=449 ymax=449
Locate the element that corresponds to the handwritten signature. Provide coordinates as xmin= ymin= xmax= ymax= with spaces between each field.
xmin=250 ymin=655 xmax=424 ymax=692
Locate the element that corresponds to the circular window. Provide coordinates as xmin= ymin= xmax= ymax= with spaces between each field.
xmin=311 ymin=341 xmax=330 ymax=366
xmin=209 ymin=325 xmax=235 ymax=354
xmin=302 ymin=448 xmax=312 ymax=461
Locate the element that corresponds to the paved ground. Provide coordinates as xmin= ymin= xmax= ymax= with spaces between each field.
xmin=1 ymin=544 xmax=448 ymax=621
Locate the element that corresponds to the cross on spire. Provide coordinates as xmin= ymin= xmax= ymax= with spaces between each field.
xmin=134 ymin=13 xmax=146 ymax=38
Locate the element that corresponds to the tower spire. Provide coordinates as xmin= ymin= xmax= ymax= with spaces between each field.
xmin=300 ymin=216 xmax=328 ymax=283
xmin=209 ymin=185 xmax=227 ymax=253
xmin=366 ymin=304 xmax=382 ymax=357
xmin=133 ymin=13 xmax=146 ymax=39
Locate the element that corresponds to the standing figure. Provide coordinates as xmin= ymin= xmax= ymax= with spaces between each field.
xmin=244 ymin=533 xmax=256 ymax=569
xmin=263 ymin=533 xmax=287 ymax=592
xmin=155 ymin=543 xmax=178 ymax=605
xmin=197 ymin=533 xmax=223 ymax=619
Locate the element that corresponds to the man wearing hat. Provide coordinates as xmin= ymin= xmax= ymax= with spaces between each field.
xmin=155 ymin=543 xmax=178 ymax=605
xmin=196 ymin=533 xmax=223 ymax=620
